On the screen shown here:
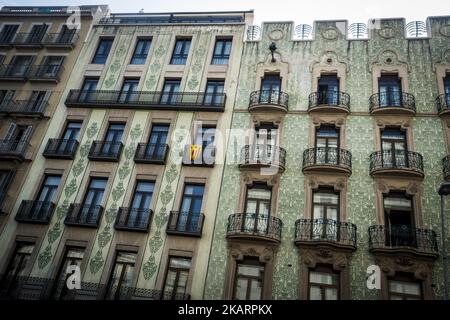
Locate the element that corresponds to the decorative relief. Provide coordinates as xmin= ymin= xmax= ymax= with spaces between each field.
xmin=378 ymin=27 xmax=395 ymax=39
xmin=322 ymin=27 xmax=339 ymax=40
xmin=439 ymin=25 xmax=450 ymax=37
xmin=269 ymin=29 xmax=284 ymax=41
xmin=144 ymin=45 xmax=167 ymax=90
xmin=369 ymin=50 xmax=410 ymax=73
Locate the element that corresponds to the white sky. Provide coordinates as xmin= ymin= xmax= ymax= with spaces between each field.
xmin=0 ymin=0 xmax=449 ymax=25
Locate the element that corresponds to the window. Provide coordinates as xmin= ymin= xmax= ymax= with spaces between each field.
xmin=384 ymin=192 xmax=416 ymax=247
xmin=27 ymin=91 xmax=51 ymax=112
xmin=163 ymin=257 xmax=191 ymax=299
xmin=51 ymin=247 xmax=85 ymax=299
xmin=30 ymin=175 xmax=61 ymax=219
xmin=56 ymin=25 xmax=77 ymax=44
xmin=308 ymin=265 xmax=340 ymax=300
xmin=381 ymin=128 xmax=407 ymax=167
xmin=56 ymin=121 xmax=82 ymax=154
xmin=0 ymin=170 xmax=14 ymax=208
xmin=127 ymin=181 xmax=155 ymax=226
xmin=79 ymin=78 xmax=99 ymax=102
xmin=260 ymin=74 xmax=281 ymax=104
xmin=312 ymin=188 xmax=339 ymax=240
xmin=38 ymin=56 xmax=64 ymax=78
xmin=26 ymin=24 xmax=48 ymax=43
xmin=177 ymin=184 xmax=204 ymax=232
xmin=1 ymin=242 xmax=35 ymax=296
xmin=244 ymin=183 xmax=271 ymax=234
xmin=379 ymin=74 xmax=402 ymax=106
xmin=253 ymin=123 xmax=278 ymax=160
xmin=7 ymin=56 xmax=33 ymax=77
xmin=2 ymin=123 xmax=32 ymax=152
xmin=92 ymin=38 xmax=113 ymax=64
xmin=204 ymin=80 xmax=224 ymax=106
xmin=146 ymin=124 xmax=170 ymax=159
xmin=0 ymin=90 xmax=15 ymax=106
xmin=160 ymin=79 xmax=181 ymax=104
xmin=211 ymin=38 xmax=232 ymax=64
xmin=315 ymin=126 xmax=339 ymax=164
xmin=118 ymin=79 xmax=139 ymax=103
xmin=170 ymin=38 xmax=191 ymax=65
xmin=101 ymin=123 xmax=125 ymax=155
xmin=0 ymin=24 xmax=19 ymax=43
xmin=79 ymin=178 xmax=107 ymax=222
xmin=318 ymin=74 xmax=339 ymax=104
xmin=0 ymin=54 xmax=4 ymax=65
xmin=195 ymin=125 xmax=216 ymax=151
xmin=105 ymin=252 xmax=136 ymax=300
xmin=130 ymin=39 xmax=151 ymax=64
xmin=389 ymin=273 xmax=422 ymax=300
xmin=444 ymin=74 xmax=450 ymax=106
xmin=233 ymin=257 xmax=264 ymax=300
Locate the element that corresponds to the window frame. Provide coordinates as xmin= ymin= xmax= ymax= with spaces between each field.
xmin=232 ymin=257 xmax=265 ymax=300
xmin=170 ymin=37 xmax=192 ymax=65
xmin=91 ymin=38 xmax=114 ymax=65
xmin=308 ymin=264 xmax=340 ymax=300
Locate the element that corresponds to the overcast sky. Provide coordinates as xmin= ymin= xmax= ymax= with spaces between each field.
xmin=1 ymin=0 xmax=449 ymax=25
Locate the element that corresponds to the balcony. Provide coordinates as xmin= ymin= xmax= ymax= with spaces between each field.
xmin=65 ymin=90 xmax=226 ymax=112
xmin=0 ymin=65 xmax=30 ymax=80
xmin=0 ymin=98 xmax=48 ymax=118
xmin=43 ymin=139 xmax=79 ymax=160
xmin=166 ymin=211 xmax=204 ymax=237
xmin=28 ymin=65 xmax=63 ymax=83
xmin=248 ymin=90 xmax=289 ymax=113
xmin=369 ymin=150 xmax=424 ymax=178
xmin=369 ymin=92 xmax=416 ymax=115
xmin=368 ymin=225 xmax=439 ymax=258
xmin=436 ymin=93 xmax=450 ymax=116
xmin=114 ymin=207 xmax=153 ymax=232
xmin=134 ymin=143 xmax=169 ymax=164
xmin=239 ymin=144 xmax=286 ymax=173
xmin=15 ymin=200 xmax=55 ymax=224
xmin=294 ymin=218 xmax=357 ymax=251
xmin=181 ymin=144 xmax=215 ymax=167
xmin=88 ymin=141 xmax=123 ymax=162
xmin=0 ymin=140 xmax=29 ymax=162
xmin=64 ymin=203 xmax=104 ymax=228
xmin=42 ymin=33 xmax=79 ymax=48
xmin=302 ymin=147 xmax=352 ymax=175
xmin=226 ymin=213 xmax=282 ymax=244
xmin=0 ymin=275 xmax=190 ymax=300
xmin=12 ymin=33 xmax=45 ymax=47
xmin=308 ymin=91 xmax=350 ymax=113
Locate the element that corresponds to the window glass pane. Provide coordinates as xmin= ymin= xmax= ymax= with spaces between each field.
xmin=310 ymin=271 xmax=338 ymax=285
xmin=313 ymin=192 xmax=338 ymax=205
xmin=237 ymin=264 xmax=264 ymax=277
xmin=389 ymin=280 xmax=421 ymax=295
xmin=384 ymin=196 xmax=411 ymax=210
xmin=247 ymin=188 xmax=271 ymax=200
xmin=325 ymin=288 xmax=338 ymax=300
xmin=169 ymin=257 xmax=192 ymax=269
xmin=116 ymin=252 xmax=136 ymax=264
xmin=309 ymin=286 xmax=322 ymax=300
xmin=235 ymin=279 xmax=248 ymax=300
xmin=249 ymin=279 xmax=262 ymax=300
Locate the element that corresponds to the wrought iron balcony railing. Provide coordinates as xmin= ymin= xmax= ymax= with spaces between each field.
xmin=369 ymin=150 xmax=424 ymax=176
xmin=15 ymin=200 xmax=55 ymax=224
xmin=369 ymin=91 xmax=416 ymax=113
xmin=28 ymin=65 xmax=64 ymax=82
xmin=294 ymin=218 xmax=357 ymax=249
xmin=43 ymin=139 xmax=79 ymax=159
xmin=436 ymin=93 xmax=450 ymax=115
xmin=181 ymin=144 xmax=215 ymax=167
xmin=88 ymin=140 xmax=123 ymax=162
xmin=248 ymin=90 xmax=289 ymax=111
xmin=0 ymin=64 xmax=31 ymax=79
xmin=302 ymin=147 xmax=352 ymax=173
xmin=0 ymin=192 xmax=6 ymax=214
xmin=42 ymin=33 xmax=79 ymax=47
xmin=0 ymin=275 xmax=190 ymax=300
xmin=308 ymin=91 xmax=350 ymax=111
xmin=64 ymin=203 xmax=103 ymax=228
xmin=1 ymin=99 xmax=49 ymax=117
xmin=134 ymin=143 xmax=169 ymax=164
xmin=65 ymin=90 xmax=226 ymax=112
xmin=443 ymin=155 xmax=450 ymax=180
xmin=0 ymin=139 xmax=29 ymax=161
xmin=12 ymin=33 xmax=46 ymax=46
xmin=114 ymin=207 xmax=153 ymax=232
xmin=166 ymin=211 xmax=204 ymax=237
xmin=226 ymin=213 xmax=282 ymax=243
xmin=239 ymin=144 xmax=287 ymax=171
xmin=368 ymin=225 xmax=438 ymax=256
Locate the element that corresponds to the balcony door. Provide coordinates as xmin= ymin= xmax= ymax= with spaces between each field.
xmin=388 ymin=273 xmax=422 ymax=300
xmin=128 ymin=181 xmax=154 ymax=227
xmin=146 ymin=124 xmax=169 ymax=159
xmin=102 ymin=123 xmax=125 ymax=155
xmin=118 ymin=79 xmax=139 ymax=103
xmin=39 ymin=56 xmax=64 ymax=78
xmin=254 ymin=123 xmax=277 ymax=161
xmin=26 ymin=24 xmax=48 ymax=44
xmin=244 ymin=184 xmax=271 ymax=235
xmin=318 ymin=74 xmax=339 ymax=105
xmin=384 ymin=192 xmax=416 ymax=247
xmin=2 ymin=123 xmax=32 ymax=152
xmin=56 ymin=25 xmax=76 ymax=44
xmin=163 ymin=257 xmax=191 ymax=299
xmin=379 ymin=74 xmax=402 ymax=106
xmin=308 ymin=265 xmax=340 ymax=300
xmin=260 ymin=74 xmax=281 ymax=104
xmin=51 ymin=247 xmax=85 ymax=300
xmin=178 ymin=184 xmax=204 ymax=232
xmin=32 ymin=175 xmax=61 ymax=220
xmin=315 ymin=126 xmax=339 ymax=165
xmin=194 ymin=126 xmax=216 ymax=164
xmin=381 ymin=128 xmax=407 ymax=168
xmin=27 ymin=90 xmax=50 ymax=112
xmin=79 ymin=78 xmax=98 ymax=102
xmin=0 ymin=25 xmax=19 ymax=44
xmin=445 ymin=74 xmax=450 ymax=106
xmin=312 ymin=188 xmax=339 ymax=241
xmin=105 ymin=252 xmax=136 ymax=300
xmin=80 ymin=178 xmax=107 ymax=223
xmin=8 ymin=56 xmax=33 ymax=77
xmin=204 ymin=80 xmax=224 ymax=106
xmin=233 ymin=257 xmax=265 ymax=300
xmin=160 ymin=79 xmax=181 ymax=104
xmin=57 ymin=122 xmax=82 ymax=153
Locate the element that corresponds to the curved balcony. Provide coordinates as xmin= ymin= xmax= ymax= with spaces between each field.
xmin=294 ymin=218 xmax=357 ymax=251
xmin=248 ymin=90 xmax=289 ymax=113
xmin=443 ymin=155 xmax=450 ymax=180
xmin=226 ymin=213 xmax=282 ymax=244
xmin=369 ymin=92 xmax=416 ymax=115
xmin=368 ymin=225 xmax=438 ymax=258
xmin=436 ymin=93 xmax=450 ymax=116
xmin=308 ymin=91 xmax=350 ymax=113
xmin=239 ymin=144 xmax=286 ymax=173
xmin=369 ymin=150 xmax=424 ymax=178
xmin=302 ymin=147 xmax=352 ymax=175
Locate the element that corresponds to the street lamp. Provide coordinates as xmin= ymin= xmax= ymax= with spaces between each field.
xmin=438 ymin=181 xmax=450 ymax=300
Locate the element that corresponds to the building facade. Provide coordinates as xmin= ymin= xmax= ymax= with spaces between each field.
xmin=0 ymin=7 xmax=449 ymax=301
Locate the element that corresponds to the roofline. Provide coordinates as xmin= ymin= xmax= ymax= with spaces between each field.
xmin=109 ymin=10 xmax=254 ymax=16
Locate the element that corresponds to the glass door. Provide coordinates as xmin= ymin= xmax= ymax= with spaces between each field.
xmin=32 ymin=175 xmax=60 ymax=220
xmin=105 ymin=252 xmax=136 ymax=300
xmin=261 ymin=74 xmax=281 ymax=104
xmin=381 ymin=129 xmax=407 ymax=168
xmin=118 ymin=79 xmax=139 ymax=103
xmin=379 ymin=75 xmax=402 ymax=106
xmin=318 ymin=74 xmax=339 ymax=105
xmin=384 ymin=193 xmax=416 ymax=247
xmin=80 ymin=178 xmax=107 ymax=223
xmin=128 ymin=181 xmax=154 ymax=227
xmin=244 ymin=184 xmax=271 ymax=235
xmin=312 ymin=188 xmax=339 ymax=241
xmin=204 ymin=80 xmax=224 ymax=106
xmin=315 ymin=126 xmax=339 ymax=165
xmin=102 ymin=123 xmax=125 ymax=155
xmin=160 ymin=80 xmax=181 ymax=104
xmin=146 ymin=124 xmax=169 ymax=159
xmin=178 ymin=184 xmax=204 ymax=232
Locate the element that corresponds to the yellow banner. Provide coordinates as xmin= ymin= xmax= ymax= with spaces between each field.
xmin=190 ymin=145 xmax=202 ymax=160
